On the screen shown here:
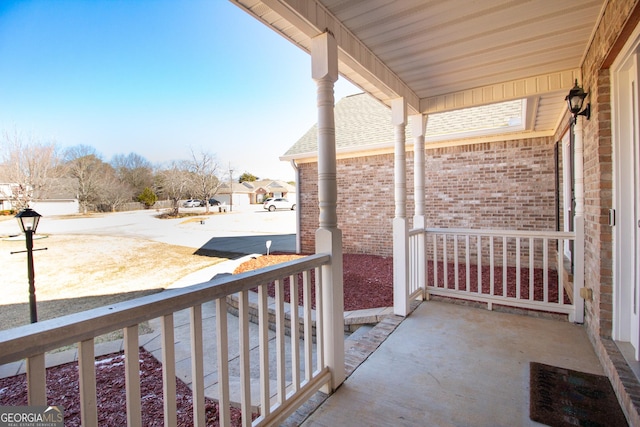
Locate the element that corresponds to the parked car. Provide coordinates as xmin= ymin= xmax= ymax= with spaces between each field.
xmin=183 ymin=199 xmax=201 ymax=207
xmin=208 ymin=198 xmax=221 ymax=206
xmin=263 ymin=198 xmax=296 ymax=211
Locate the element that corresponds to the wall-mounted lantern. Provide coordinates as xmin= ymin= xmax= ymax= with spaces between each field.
xmin=565 ymin=79 xmax=590 ymax=124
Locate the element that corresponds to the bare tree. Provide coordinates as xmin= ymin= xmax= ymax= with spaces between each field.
xmin=156 ymin=160 xmax=191 ymax=216
xmin=97 ymin=165 xmax=134 ymax=212
xmin=0 ymin=129 xmax=61 ymax=209
xmin=63 ymin=145 xmax=109 ymax=214
xmin=189 ymin=149 xmax=222 ymax=213
xmin=111 ymin=153 xmax=154 ymax=200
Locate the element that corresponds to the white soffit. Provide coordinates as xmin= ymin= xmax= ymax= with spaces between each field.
xmin=232 ymin=0 xmax=605 ymax=136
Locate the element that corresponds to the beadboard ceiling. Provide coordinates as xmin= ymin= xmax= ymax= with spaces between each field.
xmin=231 ymin=0 xmax=605 ymax=140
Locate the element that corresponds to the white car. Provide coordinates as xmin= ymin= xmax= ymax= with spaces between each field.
xmin=263 ymin=198 xmax=296 ymax=212
xmin=183 ymin=199 xmax=201 ymax=208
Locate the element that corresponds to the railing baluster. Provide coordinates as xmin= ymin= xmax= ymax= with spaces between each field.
xmin=408 ymin=234 xmax=414 ymax=293
xmin=477 ymin=235 xmax=482 ymax=294
xmin=258 ymin=284 xmax=271 ymax=417
xmin=26 ymin=354 xmax=46 ymax=406
xmin=407 ymin=233 xmax=416 ymax=295
xmin=489 ymin=236 xmax=495 ymax=296
xmin=503 ymin=236 xmax=508 ymax=297
xmin=275 ymin=279 xmax=286 ymax=403
xmin=558 ymin=239 xmax=564 ymax=305
xmin=416 ymin=234 xmax=420 ymax=293
xmin=290 ymin=275 xmax=301 ymax=392
xmin=303 ymin=270 xmax=313 ymax=382
xmin=124 ymin=325 xmax=141 ymax=427
xmin=161 ymin=314 xmax=177 ymax=427
xmin=78 ymin=338 xmax=98 ymax=427
xmin=425 ymin=232 xmax=430 ymax=290
xmin=314 ymin=267 xmax=324 ymax=371
xmin=516 ymin=238 xmax=521 ymax=299
xmin=215 ymin=298 xmax=230 ymax=426
xmin=543 ymin=238 xmax=549 ymax=303
xmin=190 ymin=305 xmax=205 ymax=427
xmin=454 ymin=234 xmax=459 ymax=291
xmin=529 ymin=238 xmax=535 ymax=301
xmin=443 ymin=234 xmax=448 ymax=289
xmin=238 ymin=291 xmax=252 ymax=427
xmin=422 ymin=230 xmax=428 ymax=298
xmin=433 ymin=234 xmax=438 ymax=288
xmin=415 ymin=233 xmax=421 ymax=294
xmin=465 ymin=235 xmax=470 ymax=292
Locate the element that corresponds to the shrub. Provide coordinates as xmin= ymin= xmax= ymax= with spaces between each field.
xmin=137 ymin=187 xmax=158 ymax=209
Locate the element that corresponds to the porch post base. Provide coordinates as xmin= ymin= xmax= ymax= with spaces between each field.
xmin=316 ymin=227 xmax=345 ymax=392
xmin=413 ymin=215 xmax=427 ymax=300
xmin=393 ymin=217 xmax=410 ymax=316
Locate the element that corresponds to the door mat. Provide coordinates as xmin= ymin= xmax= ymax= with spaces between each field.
xmin=530 ymin=362 xmax=628 ymax=427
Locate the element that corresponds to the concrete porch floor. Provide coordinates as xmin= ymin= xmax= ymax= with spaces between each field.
xmin=302 ymin=301 xmax=605 ymax=427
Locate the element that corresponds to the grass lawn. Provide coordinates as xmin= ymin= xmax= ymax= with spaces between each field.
xmin=0 ymin=234 xmax=229 ymax=330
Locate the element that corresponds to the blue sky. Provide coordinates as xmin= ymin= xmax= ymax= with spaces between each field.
xmin=0 ymin=0 xmax=360 ymax=181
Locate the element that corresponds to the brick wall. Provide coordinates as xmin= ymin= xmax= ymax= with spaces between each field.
xmin=299 ymin=137 xmax=558 ymax=257
xmin=579 ymin=0 xmax=637 ymax=342
xmin=424 ymin=138 xmax=556 ymax=231
xmin=299 ymin=154 xmax=411 ymax=257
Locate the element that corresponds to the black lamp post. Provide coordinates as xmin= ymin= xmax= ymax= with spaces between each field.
xmin=14 ymin=208 xmax=43 ymax=323
xmin=565 ymin=79 xmax=591 ymax=124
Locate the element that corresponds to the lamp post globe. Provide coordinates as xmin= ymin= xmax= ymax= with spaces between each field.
xmin=15 ymin=208 xmax=42 ymax=233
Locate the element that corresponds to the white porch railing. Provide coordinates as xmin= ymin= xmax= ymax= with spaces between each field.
xmin=0 ymin=253 xmax=332 ymax=427
xmin=409 ymin=228 xmax=580 ymax=320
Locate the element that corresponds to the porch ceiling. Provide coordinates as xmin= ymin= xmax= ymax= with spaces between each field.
xmin=231 ymin=0 xmax=606 ymax=140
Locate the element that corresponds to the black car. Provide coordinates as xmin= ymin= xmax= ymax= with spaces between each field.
xmin=208 ymin=198 xmax=221 ymax=206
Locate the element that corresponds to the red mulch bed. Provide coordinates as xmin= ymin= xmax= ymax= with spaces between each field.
xmin=0 ymin=348 xmax=247 ymax=426
xmin=234 ymin=254 xmax=569 ymax=310
xmin=428 ymin=260 xmax=570 ymax=303
xmin=234 ymin=253 xmax=394 ymax=311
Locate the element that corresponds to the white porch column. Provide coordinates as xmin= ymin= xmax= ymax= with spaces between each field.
xmin=571 ymin=118 xmax=585 ymax=323
xmin=311 ymin=31 xmax=345 ymax=391
xmin=412 ymin=114 xmax=427 ymax=299
xmin=393 ymin=98 xmax=410 ymax=316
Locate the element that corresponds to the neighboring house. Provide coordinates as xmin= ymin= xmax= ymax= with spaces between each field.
xmin=0 ymin=183 xmax=15 ymax=211
xmin=0 ymin=180 xmax=79 ymax=216
xmin=216 ymin=179 xmax=296 ymax=206
xmin=30 ymin=188 xmax=80 ymax=217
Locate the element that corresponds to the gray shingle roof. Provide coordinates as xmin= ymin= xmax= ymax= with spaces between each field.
xmin=283 ymin=93 xmax=397 ymax=158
